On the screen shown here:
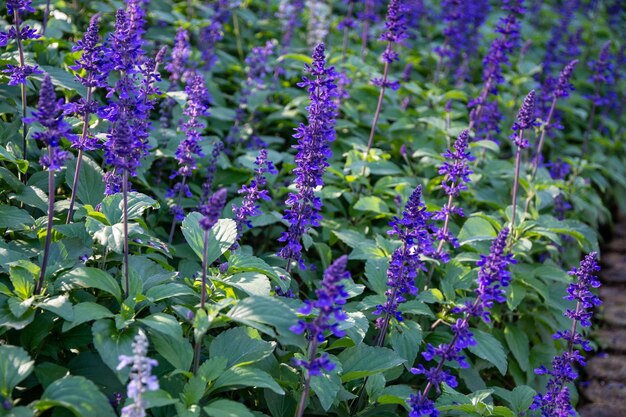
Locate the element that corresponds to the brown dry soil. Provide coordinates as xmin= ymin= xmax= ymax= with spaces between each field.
xmin=579 ymin=220 xmax=626 ymax=417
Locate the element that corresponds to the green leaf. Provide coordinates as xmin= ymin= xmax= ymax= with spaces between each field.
xmin=210 ymin=327 xmax=275 ymax=367
xmin=390 ymin=321 xmax=423 ymax=371
xmin=209 ymin=366 xmax=285 ymax=395
xmin=62 ymin=302 xmax=113 ymax=332
xmin=39 ymin=66 xmax=88 ymax=97
xmin=377 ymin=385 xmax=414 ymax=405
xmin=278 ymin=53 xmax=313 ymax=64
xmin=182 ymin=213 xmax=237 ymax=263
xmin=364 ymin=258 xmax=389 ymax=294
xmin=504 ymin=325 xmax=530 ymax=372
xmin=333 ymin=230 xmax=386 ymax=260
xmin=468 ymin=330 xmax=508 ymax=375
xmin=145 ymin=282 xmax=196 ymax=302
xmin=227 ymin=295 xmax=303 ymax=348
xmin=458 ymin=217 xmax=497 ymax=245
xmin=65 ymin=156 xmax=105 ymax=208
xmin=204 ymin=399 xmax=255 ymax=417
xmin=310 ymin=368 xmax=342 ymax=411
xmin=203 ymin=400 xmax=254 ymax=417
xmin=0 ymin=205 xmax=34 ymax=230
xmin=353 ymin=196 xmax=389 ymax=214
xmin=100 ymin=192 xmax=160 ymax=224
xmin=0 ymin=345 xmax=35 ymax=398
xmin=510 ymin=385 xmax=536 ymax=414
xmin=37 ymin=295 xmax=74 ymax=321
xmin=34 ymin=375 xmax=116 ymax=417
xmin=338 ymin=345 xmax=405 ymax=382
xmin=56 ymin=267 xmax=122 ymax=302
xmin=139 ymin=313 xmax=193 ymax=371
xmin=227 ymin=252 xmax=288 ymax=291
xmin=91 ymin=319 xmax=136 ymax=383
xmin=9 ymin=266 xmax=35 ymax=300
xmin=220 ymin=272 xmax=271 ymax=296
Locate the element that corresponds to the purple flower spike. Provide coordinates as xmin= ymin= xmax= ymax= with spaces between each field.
xmin=433 ymin=130 xmax=475 ymax=256
xmin=70 ymin=15 xmax=107 ymax=89
xmin=200 ymin=188 xmax=228 ymax=231
xmin=278 ymin=43 xmax=338 ymax=270
xmin=6 ymin=0 xmax=35 ymax=15
xmin=374 ymin=186 xmax=434 ymax=328
xmin=291 ymin=255 xmax=350 ymax=376
xmin=511 ymin=90 xmax=539 ymax=148
xmin=531 ymin=252 xmax=601 ymax=417
xmin=117 ymin=332 xmax=159 ymax=417
xmin=27 ymin=75 xmax=73 ymax=171
xmin=407 ymin=228 xmax=514 ymax=417
xmin=166 ymin=28 xmax=191 ymax=86
xmin=168 ymin=73 xmax=211 ymax=220
xmin=232 ymin=149 xmax=277 ymax=243
xmin=553 ymin=59 xmax=578 ymax=99
xmin=199 ymin=0 xmax=230 ymax=70
xmin=378 ymin=0 xmax=407 ymax=64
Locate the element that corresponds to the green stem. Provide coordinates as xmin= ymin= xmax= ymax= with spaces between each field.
xmin=35 ymin=148 xmax=55 ymax=295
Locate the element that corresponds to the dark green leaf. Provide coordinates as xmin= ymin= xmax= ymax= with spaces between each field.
xmin=0 ymin=205 xmax=34 ymax=229
xmin=0 ymin=345 xmax=34 ymax=398
xmin=209 ymin=327 xmax=275 ymax=367
xmin=204 ymin=399 xmax=255 ymax=417
xmin=468 ymin=330 xmax=507 ymax=375
xmin=338 ymin=345 xmax=405 ymax=382
xmin=182 ymin=213 xmax=237 ymax=263
xmin=34 ymin=375 xmax=116 ymax=417
xmin=56 ymin=267 xmax=121 ymax=302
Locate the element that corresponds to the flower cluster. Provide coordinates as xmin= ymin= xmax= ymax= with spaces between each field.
xmin=278 ymin=43 xmax=337 ymax=269
xmin=226 ymin=41 xmax=275 ymax=148
xmin=408 ymin=228 xmax=515 ymax=417
xmin=277 ymin=0 xmax=305 ymax=53
xmin=291 ymin=255 xmax=350 ymax=375
xmin=200 ymin=187 xmax=227 ymax=231
xmin=166 ymin=28 xmax=192 ymax=86
xmin=101 ymin=6 xmax=156 ymax=194
xmin=553 ymin=59 xmax=578 ymax=99
xmin=306 ymin=0 xmax=331 ymax=48
xmin=1 ymin=0 xmax=42 ymax=85
xmin=374 ymin=186 xmax=434 ymax=327
xmin=435 ymin=0 xmax=490 ymax=80
xmin=168 ymin=73 xmax=211 ymax=220
xmin=65 ymin=15 xmax=107 ymax=151
xmin=531 ymin=252 xmax=601 ymax=417
xmin=199 ymin=0 xmax=230 ymax=69
xmin=433 ymin=130 xmax=474 ymax=253
xmin=232 ymin=149 xmax=277 ymax=243
xmin=26 ymin=75 xmax=74 ymax=171
xmin=588 ymin=41 xmax=617 ymax=107
xmin=511 ymin=90 xmax=538 ymax=148
xmin=117 ymin=332 xmax=159 ymax=417
xmin=378 ymin=0 xmax=407 ymax=64
xmin=469 ymin=0 xmax=525 ymax=141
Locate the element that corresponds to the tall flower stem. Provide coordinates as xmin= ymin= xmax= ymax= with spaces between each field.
xmin=34 ymin=147 xmax=55 ymax=295
xmin=294 ymin=340 xmax=318 ymax=417
xmin=123 ymin=170 xmax=130 ymax=298
xmin=341 ymin=2 xmax=354 ymax=62
xmin=365 ymin=53 xmax=390 ymax=154
xmin=200 ymin=227 xmax=209 ymax=309
xmin=14 ymin=11 xmax=29 ymax=165
xmin=232 ymin=13 xmax=244 ymax=61
xmin=510 ymin=141 xmax=523 ymax=244
xmin=193 ymin=227 xmax=210 ymax=373
xmin=66 ymin=87 xmax=94 ymax=223
xmin=168 ymin=176 xmax=187 ymax=244
xmin=530 ymin=97 xmax=557 ymax=179
xmin=42 ymin=0 xmax=51 ymax=36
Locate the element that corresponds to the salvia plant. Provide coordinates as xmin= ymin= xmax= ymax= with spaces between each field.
xmin=0 ymin=1 xmax=621 ymax=417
